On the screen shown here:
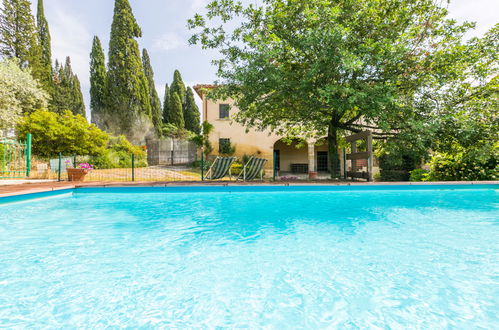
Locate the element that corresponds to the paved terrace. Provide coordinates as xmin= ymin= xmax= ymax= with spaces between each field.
xmin=0 ymin=180 xmax=497 ymax=198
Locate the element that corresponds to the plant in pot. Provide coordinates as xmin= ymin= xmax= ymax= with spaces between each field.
xmin=66 ymin=160 xmax=93 ymax=182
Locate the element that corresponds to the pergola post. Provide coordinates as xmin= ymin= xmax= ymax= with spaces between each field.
xmin=307 ymin=140 xmax=316 ymax=179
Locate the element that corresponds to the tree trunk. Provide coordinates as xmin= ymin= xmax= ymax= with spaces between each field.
xmin=328 ymin=121 xmax=341 ymax=179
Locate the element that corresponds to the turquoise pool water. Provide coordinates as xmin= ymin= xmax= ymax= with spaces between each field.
xmin=0 ymin=185 xmax=498 ymax=328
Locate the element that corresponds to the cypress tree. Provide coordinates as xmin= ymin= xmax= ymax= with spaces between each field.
xmin=90 ymin=36 xmax=107 ymax=127
xmin=106 ymin=0 xmax=151 ymax=136
xmin=0 ymin=0 xmax=42 ymax=77
xmin=52 ymin=57 xmax=86 ymax=116
xmin=162 ymin=83 xmax=170 ymax=124
xmin=168 ymin=92 xmax=184 ymax=128
xmin=184 ymin=87 xmax=201 ymax=134
xmin=36 ymin=0 xmax=52 ymax=93
xmin=142 ymin=48 xmax=162 ymax=132
xmin=170 ymin=70 xmax=186 ymax=105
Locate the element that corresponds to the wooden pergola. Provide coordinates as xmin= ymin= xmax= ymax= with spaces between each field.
xmin=345 ymin=131 xmax=373 ymax=182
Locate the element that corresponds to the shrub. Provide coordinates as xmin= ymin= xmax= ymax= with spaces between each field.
xmin=378 ymin=143 xmax=423 ymax=181
xmin=16 ymin=109 xmax=109 ymax=158
xmin=425 ymin=149 xmax=498 ymax=181
xmin=90 ymin=135 xmax=147 ymax=169
xmin=409 ymin=168 xmax=429 ymax=182
xmin=231 ymin=163 xmax=243 ymax=176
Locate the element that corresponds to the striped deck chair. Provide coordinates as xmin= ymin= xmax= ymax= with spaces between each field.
xmin=237 ymin=156 xmax=268 ymax=181
xmin=205 ymin=156 xmax=236 ymax=180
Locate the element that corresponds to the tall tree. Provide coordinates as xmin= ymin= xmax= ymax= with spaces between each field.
xmin=170 ymin=70 xmax=186 ymax=105
xmin=168 ymin=91 xmax=184 ymax=128
xmin=184 ymin=87 xmax=201 ymax=134
xmin=52 ymin=57 xmax=85 ymax=116
xmin=189 ymin=0 xmax=480 ymax=177
xmin=162 ymin=83 xmax=170 ymax=124
xmin=106 ymin=0 xmax=151 ymax=136
xmin=0 ymin=0 xmax=42 ymax=78
xmin=36 ymin=0 xmax=52 ymax=93
xmin=0 ymin=58 xmax=48 ymax=128
xmin=142 ymin=48 xmax=162 ymax=132
xmin=90 ymin=36 xmax=107 ymax=128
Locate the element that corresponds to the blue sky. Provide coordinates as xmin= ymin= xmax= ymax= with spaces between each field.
xmin=34 ymin=0 xmax=499 ymax=115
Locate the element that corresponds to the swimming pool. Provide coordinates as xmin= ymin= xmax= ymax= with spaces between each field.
xmin=1 ymin=185 xmax=498 ymax=328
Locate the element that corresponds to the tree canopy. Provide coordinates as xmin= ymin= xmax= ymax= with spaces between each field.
xmin=189 ymin=0 xmax=496 ymax=176
xmin=0 ymin=0 xmax=42 ymax=80
xmin=90 ymin=36 xmax=107 ymax=127
xmin=0 ymin=58 xmax=48 ymax=129
xmin=106 ymin=0 xmax=152 ymax=136
xmin=52 ymin=57 xmax=86 ymax=116
xmin=16 ymin=109 xmax=108 ymax=158
xmin=142 ymin=48 xmax=162 ymax=132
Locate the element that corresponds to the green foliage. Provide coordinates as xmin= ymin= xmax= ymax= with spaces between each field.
xmin=219 ymin=139 xmax=235 ymax=155
xmin=409 ymin=169 xmax=429 ymax=182
xmin=142 ymin=48 xmax=162 ymax=132
xmin=162 ymin=83 xmax=170 ymax=124
xmin=51 ymin=57 xmax=86 ymax=116
xmin=167 ymin=92 xmax=184 ymax=128
xmin=424 ymin=146 xmax=498 ymax=181
xmin=184 ymin=87 xmax=201 ymax=134
xmin=0 ymin=58 xmax=48 ymax=128
xmin=189 ymin=0 xmax=487 ymax=177
xmin=16 ymin=109 xmax=109 ymax=158
xmin=90 ymin=135 xmax=147 ymax=169
xmin=106 ymin=0 xmax=152 ymax=136
xmin=160 ymin=123 xmax=193 ymax=139
xmin=90 ymin=36 xmax=107 ymax=128
xmin=36 ymin=0 xmax=52 ymax=94
xmin=191 ymin=121 xmax=214 ymax=156
xmin=378 ymin=141 xmax=424 ymax=181
xmin=170 ymin=70 xmax=186 ymax=105
xmin=0 ymin=0 xmax=42 ymax=79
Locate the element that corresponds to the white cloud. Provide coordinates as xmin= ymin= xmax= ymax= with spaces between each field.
xmin=153 ymin=32 xmax=187 ymax=52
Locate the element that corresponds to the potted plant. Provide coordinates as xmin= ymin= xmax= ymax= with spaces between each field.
xmin=66 ymin=161 xmax=93 ymax=182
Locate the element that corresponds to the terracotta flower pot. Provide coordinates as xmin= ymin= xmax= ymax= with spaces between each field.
xmin=309 ymin=171 xmax=318 ymax=180
xmin=67 ymin=168 xmax=90 ymax=182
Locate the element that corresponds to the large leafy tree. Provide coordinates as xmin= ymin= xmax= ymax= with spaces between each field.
xmin=90 ymin=36 xmax=107 ymax=128
xmin=36 ymin=0 xmax=53 ymax=94
xmin=106 ymin=0 xmax=151 ymax=136
xmin=0 ymin=0 xmax=42 ymax=80
xmin=142 ymin=48 xmax=162 ymax=132
xmin=0 ymin=58 xmax=48 ymax=128
xmin=16 ymin=109 xmax=109 ymax=158
xmin=184 ymin=87 xmax=201 ymax=134
xmin=52 ymin=57 xmax=86 ymax=116
xmin=189 ymin=0 xmax=481 ymax=176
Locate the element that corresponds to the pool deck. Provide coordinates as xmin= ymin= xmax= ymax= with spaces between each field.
xmin=0 ymin=180 xmax=497 ymax=198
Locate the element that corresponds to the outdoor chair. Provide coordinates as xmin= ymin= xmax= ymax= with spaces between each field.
xmin=205 ymin=156 xmax=237 ymax=180
xmin=236 ymin=156 xmax=268 ymax=181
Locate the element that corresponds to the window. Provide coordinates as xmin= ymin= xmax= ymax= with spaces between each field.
xmin=219 ymin=138 xmax=231 ymax=153
xmin=219 ymin=104 xmax=230 ymax=119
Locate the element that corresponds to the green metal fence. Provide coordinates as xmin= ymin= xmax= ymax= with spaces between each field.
xmin=0 ymin=134 xmax=32 ymax=179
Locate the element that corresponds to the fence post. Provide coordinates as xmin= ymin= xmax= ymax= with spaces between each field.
xmin=201 ymin=150 xmax=205 ymax=181
xmin=25 ymin=133 xmax=32 ymax=177
xmin=131 ymin=153 xmax=135 ymax=182
xmin=58 ymin=152 xmax=62 ymax=182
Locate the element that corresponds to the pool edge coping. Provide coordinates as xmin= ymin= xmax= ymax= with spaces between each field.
xmin=0 ymin=180 xmax=497 ymax=199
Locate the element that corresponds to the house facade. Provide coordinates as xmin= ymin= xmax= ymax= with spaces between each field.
xmin=194 ymin=85 xmax=346 ymax=179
